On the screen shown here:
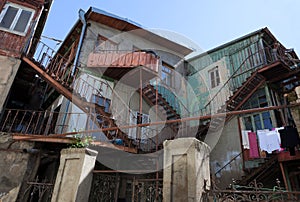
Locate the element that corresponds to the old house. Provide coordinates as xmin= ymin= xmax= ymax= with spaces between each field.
xmin=187 ymin=27 xmax=300 ymax=190
xmin=0 ymin=0 xmax=53 ymax=201
xmin=0 ymin=6 xmax=197 ymax=201
xmin=0 ymin=2 xmax=300 ymax=201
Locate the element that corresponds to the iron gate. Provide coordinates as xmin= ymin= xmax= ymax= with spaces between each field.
xmin=89 ymin=173 xmax=163 ymax=202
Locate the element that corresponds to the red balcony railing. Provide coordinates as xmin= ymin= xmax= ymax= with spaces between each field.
xmin=87 ymin=50 xmax=159 ymax=73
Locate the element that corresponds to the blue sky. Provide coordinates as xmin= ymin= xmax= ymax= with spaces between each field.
xmin=43 ymin=0 xmax=300 ymax=54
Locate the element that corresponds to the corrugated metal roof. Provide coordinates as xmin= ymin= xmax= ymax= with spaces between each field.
xmin=186 ymin=27 xmax=276 ymax=61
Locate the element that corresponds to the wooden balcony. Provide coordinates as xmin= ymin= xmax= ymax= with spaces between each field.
xmin=87 ymin=50 xmax=159 ymax=81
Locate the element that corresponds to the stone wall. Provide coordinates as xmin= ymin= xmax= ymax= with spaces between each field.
xmin=0 ymin=133 xmax=35 ymax=202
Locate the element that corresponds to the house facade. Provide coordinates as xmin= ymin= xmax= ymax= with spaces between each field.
xmin=0 ymin=0 xmax=53 ymax=201
xmin=0 ymin=0 xmax=52 ymax=112
xmin=187 ymin=27 xmax=300 ymax=189
xmin=36 ymin=7 xmax=193 ymax=152
xmin=1 ymin=3 xmax=300 ymax=200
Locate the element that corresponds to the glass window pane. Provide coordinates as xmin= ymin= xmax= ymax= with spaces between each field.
xmin=262 ymin=112 xmax=270 ymax=118
xmin=0 ymin=6 xmax=18 ymax=29
xmin=254 ymin=114 xmax=262 ymax=130
xmin=262 ymin=112 xmax=273 ymax=129
xmin=210 ymin=71 xmax=215 ymax=88
xmin=14 ymin=10 xmax=32 ymax=32
xmin=215 ymin=69 xmax=220 ymax=85
xmin=243 ymin=116 xmax=253 ymax=130
xmin=162 ymin=65 xmax=172 ymax=86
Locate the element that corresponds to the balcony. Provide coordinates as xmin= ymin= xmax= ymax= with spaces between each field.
xmin=87 ymin=50 xmax=159 ymax=81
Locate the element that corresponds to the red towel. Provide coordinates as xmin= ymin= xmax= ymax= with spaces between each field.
xmin=248 ymin=132 xmax=260 ymax=158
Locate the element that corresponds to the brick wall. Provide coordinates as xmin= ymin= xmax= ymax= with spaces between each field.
xmin=0 ymin=0 xmax=44 ymax=58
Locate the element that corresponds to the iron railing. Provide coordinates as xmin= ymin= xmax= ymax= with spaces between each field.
xmin=192 ymin=44 xmax=295 ymax=117
xmin=202 ymin=179 xmax=300 ymax=202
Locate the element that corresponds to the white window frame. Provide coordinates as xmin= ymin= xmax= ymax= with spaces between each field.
xmin=0 ymin=2 xmax=35 ymax=36
xmin=209 ymin=66 xmax=220 ymax=88
xmin=161 ymin=63 xmax=173 ymax=87
xmin=129 ymin=111 xmax=150 ymax=141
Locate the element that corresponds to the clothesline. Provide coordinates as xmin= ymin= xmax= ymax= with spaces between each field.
xmin=242 ymin=126 xmax=299 ymax=158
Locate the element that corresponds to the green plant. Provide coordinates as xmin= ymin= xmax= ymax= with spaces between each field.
xmin=69 ymin=129 xmax=95 ymax=148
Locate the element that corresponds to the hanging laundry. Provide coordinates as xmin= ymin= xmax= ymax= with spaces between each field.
xmin=279 ymin=126 xmax=300 ymax=148
xmin=278 ymin=126 xmax=300 ymax=156
xmin=274 ymin=127 xmax=284 ymax=145
xmin=257 ymin=130 xmax=281 ymax=154
xmin=241 ymin=130 xmax=251 ymax=149
xmin=248 ymin=132 xmax=260 ymax=158
xmin=257 ymin=129 xmax=269 ymax=153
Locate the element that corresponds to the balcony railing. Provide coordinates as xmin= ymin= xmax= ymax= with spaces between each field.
xmin=87 ymin=50 xmax=159 ymax=73
xmin=192 ymin=45 xmax=292 ymax=117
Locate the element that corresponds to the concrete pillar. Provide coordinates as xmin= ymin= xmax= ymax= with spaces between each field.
xmin=0 ymin=55 xmax=21 ymax=112
xmin=51 ymin=148 xmax=98 ymax=202
xmin=163 ymin=138 xmax=210 ymax=202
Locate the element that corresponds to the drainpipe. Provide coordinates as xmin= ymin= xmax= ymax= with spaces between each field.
xmin=62 ymin=9 xmax=87 ymax=132
xmin=72 ymin=9 xmax=87 ymax=76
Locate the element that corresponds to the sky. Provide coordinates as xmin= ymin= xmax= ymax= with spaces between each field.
xmin=42 ymin=0 xmax=300 ymax=55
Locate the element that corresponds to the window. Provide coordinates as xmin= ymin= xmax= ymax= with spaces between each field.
xmin=209 ymin=66 xmax=220 ymax=88
xmin=0 ymin=3 xmax=34 ymax=35
xmin=243 ymin=112 xmax=273 ymax=131
xmin=161 ymin=63 xmax=173 ymax=87
xmin=129 ymin=111 xmax=150 ymax=141
xmin=242 ymin=88 xmax=273 ymax=131
xmin=95 ymin=34 xmax=118 ymax=51
xmin=91 ymin=94 xmax=111 ymax=113
xmin=243 ymin=88 xmax=268 ymax=109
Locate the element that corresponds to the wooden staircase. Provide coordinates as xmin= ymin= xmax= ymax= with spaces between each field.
xmin=22 ymin=39 xmax=135 ymax=148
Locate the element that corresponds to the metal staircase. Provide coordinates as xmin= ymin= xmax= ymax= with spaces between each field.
xmin=21 ymin=38 xmax=136 ymax=148
xmin=142 ymin=84 xmax=180 ymax=130
xmin=196 ymin=45 xmax=300 ymax=135
xmin=238 ymin=155 xmax=279 ymax=186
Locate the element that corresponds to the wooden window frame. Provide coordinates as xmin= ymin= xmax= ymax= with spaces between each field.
xmin=161 ymin=62 xmax=173 ymax=87
xmin=209 ymin=66 xmax=220 ymax=89
xmin=95 ymin=34 xmax=118 ymax=52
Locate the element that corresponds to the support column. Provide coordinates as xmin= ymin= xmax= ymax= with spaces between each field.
xmin=163 ymin=138 xmax=210 ymax=202
xmin=51 ymin=148 xmax=98 ymax=202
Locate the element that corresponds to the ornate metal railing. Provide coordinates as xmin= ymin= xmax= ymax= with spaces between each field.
xmin=23 ymin=178 xmax=54 ymax=202
xmin=89 ymin=174 xmax=163 ymax=202
xmin=133 ymin=179 xmax=163 ymax=202
xmin=202 ymin=179 xmax=300 ymax=202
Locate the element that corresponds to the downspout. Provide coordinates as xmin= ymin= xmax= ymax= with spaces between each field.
xmin=62 ymin=9 xmax=87 ymax=132
xmin=72 ymin=9 xmax=87 ymax=76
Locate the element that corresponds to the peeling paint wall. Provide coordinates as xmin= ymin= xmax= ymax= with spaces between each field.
xmin=208 ymin=117 xmax=244 ymax=188
xmin=0 ymin=55 xmax=21 ymax=112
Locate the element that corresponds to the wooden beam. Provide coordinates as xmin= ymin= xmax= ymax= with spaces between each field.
xmin=12 ymin=134 xmax=138 ymax=153
xmin=258 ymin=61 xmax=288 ymax=73
xmin=278 ymin=151 xmax=300 ymax=162
xmin=12 ymin=134 xmax=75 ymax=144
xmin=93 ymin=170 xmax=158 ymax=173
xmin=22 ymin=57 xmax=89 ymax=113
xmin=279 ymin=162 xmax=289 ymax=191
xmin=92 ymin=141 xmax=137 ymax=153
